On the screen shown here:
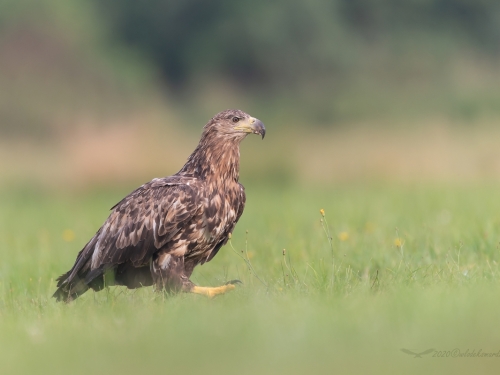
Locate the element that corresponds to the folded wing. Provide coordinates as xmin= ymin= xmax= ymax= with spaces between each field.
xmin=54 ymin=177 xmax=202 ymax=299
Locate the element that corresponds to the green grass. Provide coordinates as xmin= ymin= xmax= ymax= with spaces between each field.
xmin=1 ymin=183 xmax=500 ymax=374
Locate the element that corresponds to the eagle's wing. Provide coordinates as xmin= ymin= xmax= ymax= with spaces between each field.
xmin=60 ymin=176 xmax=202 ymax=286
xmin=94 ymin=177 xmax=202 ymax=268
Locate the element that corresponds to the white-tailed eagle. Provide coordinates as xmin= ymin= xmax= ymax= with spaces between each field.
xmin=53 ymin=109 xmax=265 ymax=301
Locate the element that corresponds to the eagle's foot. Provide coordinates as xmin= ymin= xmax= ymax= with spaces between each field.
xmin=190 ymin=283 xmax=239 ymax=298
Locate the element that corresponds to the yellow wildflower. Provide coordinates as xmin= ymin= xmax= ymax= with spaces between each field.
xmin=338 ymin=232 xmax=349 ymax=241
xmin=320 ymin=209 xmax=325 ymax=217
xmin=394 ymin=238 xmax=403 ymax=247
xmin=62 ymin=229 xmax=75 ymax=242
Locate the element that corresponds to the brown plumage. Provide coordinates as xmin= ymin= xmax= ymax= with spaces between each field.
xmin=53 ymin=109 xmax=265 ymax=301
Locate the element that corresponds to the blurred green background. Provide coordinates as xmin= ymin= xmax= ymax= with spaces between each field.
xmin=2 ymin=0 xmax=500 ymax=189
xmin=3 ymin=2 xmax=500 ymax=374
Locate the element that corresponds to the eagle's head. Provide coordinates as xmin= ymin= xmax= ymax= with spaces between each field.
xmin=204 ymin=109 xmax=266 ymax=141
xmin=182 ymin=109 xmax=266 ymax=179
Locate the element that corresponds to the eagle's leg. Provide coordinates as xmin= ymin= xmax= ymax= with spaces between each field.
xmin=151 ymin=252 xmax=187 ymax=293
xmin=152 ymin=252 xmax=240 ymax=297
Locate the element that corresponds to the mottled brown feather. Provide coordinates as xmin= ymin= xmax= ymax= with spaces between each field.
xmin=53 ymin=109 xmax=261 ymax=301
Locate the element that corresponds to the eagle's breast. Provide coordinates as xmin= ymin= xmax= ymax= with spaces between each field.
xmin=179 ymin=181 xmax=242 ymax=262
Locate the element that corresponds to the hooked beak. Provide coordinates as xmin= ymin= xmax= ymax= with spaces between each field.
xmin=234 ymin=117 xmax=266 ymax=139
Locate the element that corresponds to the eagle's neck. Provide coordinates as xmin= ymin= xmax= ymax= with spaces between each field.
xmin=179 ymin=132 xmax=241 ymax=184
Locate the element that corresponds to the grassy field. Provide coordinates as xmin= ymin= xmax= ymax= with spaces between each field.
xmin=1 ymin=183 xmax=500 ymax=374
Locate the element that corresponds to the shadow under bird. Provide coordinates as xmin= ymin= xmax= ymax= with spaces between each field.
xmin=53 ymin=109 xmax=265 ymax=302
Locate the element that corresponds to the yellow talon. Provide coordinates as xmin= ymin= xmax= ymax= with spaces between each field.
xmin=190 ymin=284 xmax=236 ymax=298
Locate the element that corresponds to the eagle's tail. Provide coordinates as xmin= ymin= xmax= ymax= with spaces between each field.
xmin=53 ymin=233 xmax=105 ymax=302
xmin=53 ymin=268 xmax=110 ymax=302
xmin=53 ymin=272 xmax=90 ymax=302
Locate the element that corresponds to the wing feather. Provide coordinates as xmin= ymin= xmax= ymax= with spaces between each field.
xmin=91 ymin=177 xmax=202 ymax=269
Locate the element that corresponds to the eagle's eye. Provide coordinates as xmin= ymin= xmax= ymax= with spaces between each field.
xmin=232 ymin=117 xmax=240 ymax=123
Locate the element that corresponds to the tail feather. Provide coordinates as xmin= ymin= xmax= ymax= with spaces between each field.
xmin=53 ymin=233 xmax=100 ymax=302
xmin=53 ymin=229 xmax=155 ymax=302
xmin=53 ymin=267 xmax=107 ymax=302
xmin=53 ymin=276 xmax=90 ymax=302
